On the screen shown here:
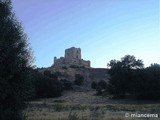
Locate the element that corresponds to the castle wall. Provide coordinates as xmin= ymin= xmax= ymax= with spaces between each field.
xmin=54 ymin=57 xmax=65 ymax=68
xmin=80 ymin=60 xmax=90 ymax=68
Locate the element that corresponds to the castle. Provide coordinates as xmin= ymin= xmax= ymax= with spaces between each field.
xmin=53 ymin=47 xmax=90 ymax=68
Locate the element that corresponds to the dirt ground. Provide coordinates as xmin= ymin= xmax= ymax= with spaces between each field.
xmin=35 ymin=90 xmax=109 ymax=105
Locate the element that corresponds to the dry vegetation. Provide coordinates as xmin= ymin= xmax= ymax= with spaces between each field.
xmin=24 ymin=91 xmax=160 ymax=120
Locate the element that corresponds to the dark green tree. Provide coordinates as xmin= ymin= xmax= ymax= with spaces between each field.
xmin=107 ymin=55 xmax=143 ymax=98
xmin=0 ymin=0 xmax=33 ymax=119
xmin=131 ymin=64 xmax=160 ymax=100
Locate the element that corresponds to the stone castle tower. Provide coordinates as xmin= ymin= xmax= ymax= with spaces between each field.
xmin=65 ymin=47 xmax=81 ymax=63
xmin=53 ymin=47 xmax=90 ymax=68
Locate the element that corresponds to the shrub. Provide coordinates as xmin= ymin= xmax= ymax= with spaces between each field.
xmin=60 ymin=79 xmax=73 ymax=90
xmin=95 ymin=80 xmax=107 ymax=95
xmin=98 ymin=80 xmax=107 ymax=89
xmin=74 ymin=74 xmax=84 ymax=86
xmin=35 ymin=72 xmax=62 ymax=98
xmin=96 ymin=86 xmax=102 ymax=95
xmin=44 ymin=70 xmax=58 ymax=79
xmin=62 ymin=66 xmax=67 ymax=69
xmin=91 ymin=81 xmax=97 ymax=89
xmin=70 ymin=65 xmax=79 ymax=68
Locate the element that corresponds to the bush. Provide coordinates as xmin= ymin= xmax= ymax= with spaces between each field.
xmin=60 ymin=79 xmax=73 ymax=90
xmin=74 ymin=74 xmax=84 ymax=86
xmin=44 ymin=70 xmax=58 ymax=79
xmin=91 ymin=81 xmax=97 ymax=89
xmin=62 ymin=66 xmax=67 ymax=69
xmin=95 ymin=80 xmax=107 ymax=95
xmin=70 ymin=65 xmax=79 ymax=68
xmin=98 ymin=80 xmax=107 ymax=89
xmin=96 ymin=86 xmax=102 ymax=95
xmin=35 ymin=72 xmax=62 ymax=98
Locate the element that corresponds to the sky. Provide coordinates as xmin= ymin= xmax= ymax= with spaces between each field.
xmin=12 ymin=0 xmax=159 ymax=68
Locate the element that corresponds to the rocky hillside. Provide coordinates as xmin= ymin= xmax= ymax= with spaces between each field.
xmin=38 ymin=67 xmax=109 ymax=89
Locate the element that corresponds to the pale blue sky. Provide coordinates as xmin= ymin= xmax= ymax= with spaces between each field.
xmin=12 ymin=0 xmax=159 ymax=68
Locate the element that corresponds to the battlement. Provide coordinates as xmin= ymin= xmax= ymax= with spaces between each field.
xmin=53 ymin=47 xmax=90 ymax=68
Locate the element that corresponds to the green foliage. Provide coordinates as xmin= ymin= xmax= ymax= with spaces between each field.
xmin=34 ymin=71 xmax=62 ymax=98
xmin=54 ymin=71 xmax=62 ymax=77
xmin=62 ymin=66 xmax=67 ymax=69
xmin=107 ymin=55 xmax=144 ymax=98
xmin=91 ymin=81 xmax=97 ymax=89
xmin=60 ymin=79 xmax=73 ymax=90
xmin=95 ymin=80 xmax=107 ymax=95
xmin=22 ymin=68 xmax=37 ymax=100
xmin=131 ymin=64 xmax=160 ymax=100
xmin=70 ymin=65 xmax=79 ymax=68
xmin=74 ymin=74 xmax=84 ymax=86
xmin=98 ymin=80 xmax=107 ymax=89
xmin=0 ymin=0 xmax=33 ymax=119
xmin=44 ymin=70 xmax=58 ymax=79
xmin=96 ymin=86 xmax=102 ymax=95
xmin=107 ymin=55 xmax=160 ymax=100
xmin=23 ymin=69 xmax=64 ymax=99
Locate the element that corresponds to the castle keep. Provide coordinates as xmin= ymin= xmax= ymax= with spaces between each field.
xmin=53 ymin=47 xmax=90 ymax=68
xmin=38 ymin=47 xmax=108 ymax=83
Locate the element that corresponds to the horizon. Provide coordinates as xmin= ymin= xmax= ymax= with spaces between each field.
xmin=12 ymin=0 xmax=159 ymax=68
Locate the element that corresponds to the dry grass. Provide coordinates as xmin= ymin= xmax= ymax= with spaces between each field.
xmin=24 ymin=91 xmax=160 ymax=120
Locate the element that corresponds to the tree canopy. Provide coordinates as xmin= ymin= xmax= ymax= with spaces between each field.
xmin=107 ymin=55 xmax=160 ymax=100
xmin=0 ymin=0 xmax=33 ymax=119
xmin=107 ymin=55 xmax=144 ymax=98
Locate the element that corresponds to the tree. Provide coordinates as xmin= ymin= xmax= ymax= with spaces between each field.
xmin=132 ymin=64 xmax=160 ymax=100
xmin=107 ymin=55 xmax=143 ymax=98
xmin=0 ymin=0 xmax=33 ymax=119
xmin=121 ymin=55 xmax=143 ymax=69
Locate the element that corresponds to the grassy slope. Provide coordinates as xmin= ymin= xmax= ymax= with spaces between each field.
xmin=25 ymin=91 xmax=160 ymax=120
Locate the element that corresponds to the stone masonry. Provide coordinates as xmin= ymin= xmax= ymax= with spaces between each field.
xmin=53 ymin=47 xmax=90 ymax=68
